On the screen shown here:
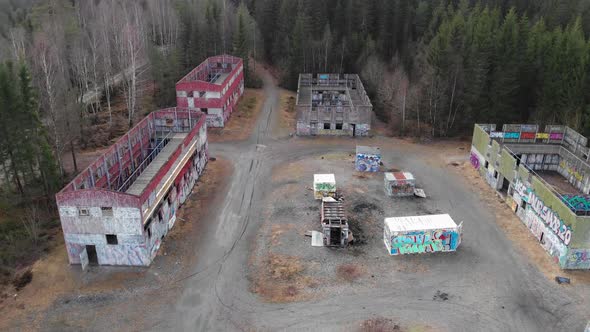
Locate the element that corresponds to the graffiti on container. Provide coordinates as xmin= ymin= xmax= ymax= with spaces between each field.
xmin=356 ymin=153 xmax=381 ymax=172
xmin=390 ymin=183 xmax=414 ymax=196
xmin=390 ymin=230 xmax=459 ymax=255
xmin=559 ymin=160 xmax=584 ymax=182
xmin=514 ymin=179 xmax=572 ymax=245
xmin=315 ymin=183 xmax=336 ymax=191
xmin=470 ymin=152 xmax=480 ymax=170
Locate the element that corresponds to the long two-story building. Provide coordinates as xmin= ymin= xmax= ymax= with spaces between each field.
xmin=56 ymin=108 xmax=208 ymax=266
xmin=471 ymin=124 xmax=590 ymax=269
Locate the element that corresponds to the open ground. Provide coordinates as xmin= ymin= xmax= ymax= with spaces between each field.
xmin=1 ymin=67 xmax=589 ymax=331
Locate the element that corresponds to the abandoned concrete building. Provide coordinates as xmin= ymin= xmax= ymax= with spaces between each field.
xmin=471 ymin=124 xmax=590 ymax=269
xmin=176 ymin=55 xmax=244 ymax=128
xmin=56 ymin=108 xmax=208 ymax=267
xmin=296 ymin=74 xmax=373 ymax=136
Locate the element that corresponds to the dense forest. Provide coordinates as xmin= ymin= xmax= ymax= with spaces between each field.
xmin=2 ymin=0 xmax=590 ymax=276
xmin=249 ymin=0 xmax=590 ymax=136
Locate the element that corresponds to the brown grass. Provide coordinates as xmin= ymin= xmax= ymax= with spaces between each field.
xmin=360 ymin=317 xmax=401 ymax=332
xmin=251 ymin=253 xmax=316 ymax=303
xmin=268 ymin=253 xmax=304 ymax=280
xmin=209 ymin=89 xmax=265 ymax=142
xmin=337 ymin=263 xmax=364 ymax=282
xmin=274 ymin=89 xmax=297 ymax=137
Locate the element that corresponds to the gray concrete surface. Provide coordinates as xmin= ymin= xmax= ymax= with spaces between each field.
xmin=159 ymin=69 xmax=589 ymax=331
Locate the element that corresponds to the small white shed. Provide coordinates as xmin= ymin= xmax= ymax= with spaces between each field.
xmin=313 ymin=174 xmax=336 ymax=200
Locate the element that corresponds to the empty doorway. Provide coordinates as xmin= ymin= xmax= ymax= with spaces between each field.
xmin=85 ymin=245 xmax=98 ymax=265
xmin=351 ymin=124 xmax=356 ymax=137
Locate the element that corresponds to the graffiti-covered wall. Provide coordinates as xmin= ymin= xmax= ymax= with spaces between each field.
xmin=512 ymin=179 xmax=573 ymax=266
xmin=356 ymin=153 xmax=381 ymax=172
xmin=384 ymin=229 xmax=461 ymax=255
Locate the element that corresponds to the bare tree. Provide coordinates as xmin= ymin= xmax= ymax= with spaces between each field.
xmin=9 ymin=28 xmax=27 ymax=62
xmin=114 ymin=2 xmax=149 ymax=128
xmin=32 ymin=30 xmax=67 ymax=176
xmin=20 ymin=205 xmax=41 ymax=244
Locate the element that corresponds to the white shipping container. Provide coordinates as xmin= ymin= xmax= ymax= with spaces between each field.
xmin=384 ymin=214 xmax=463 ymax=255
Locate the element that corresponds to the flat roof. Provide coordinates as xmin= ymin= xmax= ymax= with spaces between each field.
xmin=314 ymin=174 xmax=335 ymax=183
xmin=384 ymin=214 xmax=458 ymax=232
xmin=126 ymin=133 xmax=188 ymax=196
xmin=213 ymin=72 xmax=230 ymax=85
xmin=385 ymin=172 xmax=415 ymax=181
xmin=356 ymin=146 xmax=381 ymax=155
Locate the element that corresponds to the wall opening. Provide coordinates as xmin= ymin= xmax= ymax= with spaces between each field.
xmin=335 ymin=123 xmax=343 ymax=130
xmin=324 ymin=123 xmax=331 ymax=130
xmin=106 ymin=234 xmax=118 ymax=245
xmin=500 ymin=178 xmax=510 ymax=193
xmin=86 ymin=245 xmax=98 ymax=265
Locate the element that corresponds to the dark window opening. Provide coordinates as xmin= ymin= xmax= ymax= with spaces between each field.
xmin=335 ymin=123 xmax=343 ymax=130
xmin=147 ymin=228 xmax=152 ymax=239
xmin=324 ymin=123 xmax=331 ymax=130
xmin=79 ymin=208 xmax=90 ymax=216
xmin=484 ymin=161 xmax=489 ymax=169
xmin=106 ymin=234 xmax=118 ymax=245
xmin=494 ymin=171 xmax=498 ymax=179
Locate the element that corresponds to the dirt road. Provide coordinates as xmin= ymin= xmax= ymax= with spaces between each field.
xmin=160 ymin=70 xmax=590 ymax=331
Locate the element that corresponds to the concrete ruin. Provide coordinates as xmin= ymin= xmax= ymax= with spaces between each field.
xmin=356 ymin=146 xmax=381 ymax=172
xmin=321 ymin=197 xmax=350 ymax=247
xmin=176 ymin=55 xmax=244 ymax=128
xmin=472 ymin=124 xmax=590 ymax=269
xmin=56 ymin=108 xmax=208 ymax=267
xmin=296 ymin=74 xmax=373 ymax=136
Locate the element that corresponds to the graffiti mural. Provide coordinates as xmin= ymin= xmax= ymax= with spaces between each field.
xmin=315 ymin=183 xmax=336 ymax=192
xmin=566 ymin=249 xmax=590 ymax=269
xmin=559 ymin=160 xmax=584 ymax=182
xmin=513 ymin=179 xmax=573 ymax=246
xmin=388 ymin=230 xmax=461 ymax=255
xmin=561 ymin=194 xmax=590 ymax=214
xmin=470 ymin=152 xmax=480 ymax=170
xmin=356 ymin=153 xmax=381 ymax=172
xmin=524 ymin=209 xmax=568 ymax=262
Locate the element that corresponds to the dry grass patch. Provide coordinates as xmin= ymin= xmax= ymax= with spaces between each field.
xmin=209 ymin=88 xmax=265 ymax=142
xmin=337 ymin=263 xmax=365 ymax=282
xmin=274 ymin=89 xmax=297 ymax=137
xmin=360 ymin=317 xmax=401 ymax=332
xmin=251 ymin=253 xmax=316 ymax=303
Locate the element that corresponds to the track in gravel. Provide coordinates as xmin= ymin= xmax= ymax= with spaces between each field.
xmin=158 ymin=68 xmax=589 ymax=332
